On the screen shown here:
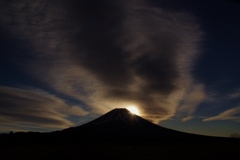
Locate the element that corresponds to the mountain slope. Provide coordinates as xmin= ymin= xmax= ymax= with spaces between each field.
xmin=1 ymin=108 xmax=239 ymax=159
xmin=1 ymin=108 xmax=238 ymax=146
xmin=61 ymin=108 xmax=200 ymax=142
xmin=63 ymin=108 xmax=168 ymax=133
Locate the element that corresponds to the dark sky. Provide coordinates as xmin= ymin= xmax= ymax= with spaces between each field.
xmin=0 ymin=0 xmax=240 ymax=137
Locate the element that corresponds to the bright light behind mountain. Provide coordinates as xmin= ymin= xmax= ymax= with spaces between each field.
xmin=127 ymin=106 xmax=139 ymax=115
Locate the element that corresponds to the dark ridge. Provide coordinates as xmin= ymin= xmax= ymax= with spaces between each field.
xmin=63 ymin=108 xmax=185 ymax=135
xmin=1 ymin=108 xmax=239 ymax=146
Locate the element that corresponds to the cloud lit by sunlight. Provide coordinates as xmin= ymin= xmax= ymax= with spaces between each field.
xmin=0 ymin=0 xmax=204 ymax=130
xmin=127 ymin=106 xmax=140 ymax=115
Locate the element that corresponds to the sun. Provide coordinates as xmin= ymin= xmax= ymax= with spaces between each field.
xmin=127 ymin=106 xmax=139 ymax=115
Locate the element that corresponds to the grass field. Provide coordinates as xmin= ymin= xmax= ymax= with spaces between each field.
xmin=1 ymin=141 xmax=239 ymax=160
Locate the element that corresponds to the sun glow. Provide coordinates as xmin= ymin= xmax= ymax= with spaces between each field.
xmin=127 ymin=106 xmax=139 ymax=115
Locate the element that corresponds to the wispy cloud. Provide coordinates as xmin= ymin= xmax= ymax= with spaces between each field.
xmin=203 ymin=107 xmax=240 ymax=122
xmin=0 ymin=86 xmax=88 ymax=132
xmin=0 ymin=0 xmax=203 ymax=124
xmin=227 ymin=89 xmax=240 ymax=99
xmin=182 ymin=116 xmax=194 ymax=122
xmin=178 ymin=84 xmax=208 ymax=115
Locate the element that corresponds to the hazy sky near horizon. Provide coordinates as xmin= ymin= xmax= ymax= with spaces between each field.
xmin=0 ymin=0 xmax=240 ymax=137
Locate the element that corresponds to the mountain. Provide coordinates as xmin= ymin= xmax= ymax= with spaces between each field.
xmin=1 ymin=108 xmax=233 ymax=146
xmin=1 ymin=108 xmax=239 ymax=159
xmin=63 ymin=108 xmax=179 ymax=135
xmin=59 ymin=108 xmax=207 ymax=144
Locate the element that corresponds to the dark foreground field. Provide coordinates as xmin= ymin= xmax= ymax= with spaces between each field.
xmin=1 ymin=137 xmax=239 ymax=160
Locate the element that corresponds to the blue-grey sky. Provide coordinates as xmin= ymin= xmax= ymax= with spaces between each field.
xmin=0 ymin=0 xmax=239 ymax=137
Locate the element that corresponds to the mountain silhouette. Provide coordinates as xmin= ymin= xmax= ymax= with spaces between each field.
xmin=63 ymin=108 xmax=180 ymax=135
xmin=1 ymin=108 xmax=234 ymax=146
xmin=58 ymin=108 xmax=209 ymax=145
xmin=1 ymin=108 xmax=239 ymax=160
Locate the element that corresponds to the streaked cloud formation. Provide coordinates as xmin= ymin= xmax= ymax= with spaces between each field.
xmin=0 ymin=86 xmax=88 ymax=132
xmin=227 ymin=89 xmax=240 ymax=99
xmin=182 ymin=116 xmax=193 ymax=122
xmin=178 ymin=84 xmax=208 ymax=115
xmin=203 ymin=107 xmax=240 ymax=122
xmin=0 ymin=0 xmax=205 ymax=131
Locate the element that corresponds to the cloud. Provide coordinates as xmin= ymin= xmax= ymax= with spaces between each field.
xmin=178 ymin=84 xmax=208 ymax=115
xmin=227 ymin=89 xmax=240 ymax=99
xmin=203 ymin=107 xmax=240 ymax=122
xmin=0 ymin=86 xmax=88 ymax=132
xmin=66 ymin=105 xmax=89 ymax=116
xmin=0 ymin=0 xmax=203 ymax=124
xmin=182 ymin=116 xmax=194 ymax=122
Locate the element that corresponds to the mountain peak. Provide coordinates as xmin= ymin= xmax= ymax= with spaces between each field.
xmin=62 ymin=108 xmax=197 ymax=140
xmin=85 ymin=108 xmax=137 ymax=125
xmin=64 ymin=108 xmax=167 ymax=134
